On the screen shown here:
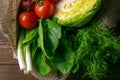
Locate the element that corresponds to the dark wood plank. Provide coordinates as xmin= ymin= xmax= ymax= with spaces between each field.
xmin=0 ymin=32 xmax=17 ymax=64
xmin=0 ymin=65 xmax=37 ymax=80
xmin=0 ymin=49 xmax=17 ymax=64
xmin=0 ymin=31 xmax=37 ymax=80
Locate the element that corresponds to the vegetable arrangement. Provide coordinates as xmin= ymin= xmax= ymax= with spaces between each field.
xmin=17 ymin=0 xmax=120 ymax=80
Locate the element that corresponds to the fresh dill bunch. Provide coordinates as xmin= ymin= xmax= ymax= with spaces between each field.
xmin=70 ymin=20 xmax=120 ymax=80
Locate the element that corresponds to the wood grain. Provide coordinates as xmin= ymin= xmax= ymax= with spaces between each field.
xmin=0 ymin=31 xmax=37 ymax=80
xmin=0 ymin=65 xmax=37 ymax=80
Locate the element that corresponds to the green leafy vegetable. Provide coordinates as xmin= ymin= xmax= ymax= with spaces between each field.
xmin=66 ymin=20 xmax=120 ymax=80
xmin=46 ymin=19 xmax=61 ymax=39
xmin=37 ymin=19 xmax=61 ymax=59
xmin=37 ymin=19 xmax=49 ymax=59
xmin=21 ymin=28 xmax=38 ymax=47
xmin=44 ymin=19 xmax=61 ymax=57
xmin=33 ymin=19 xmax=62 ymax=75
xmin=31 ymin=39 xmax=38 ymax=61
xmin=33 ymin=49 xmax=51 ymax=76
xmin=53 ymin=32 xmax=75 ymax=74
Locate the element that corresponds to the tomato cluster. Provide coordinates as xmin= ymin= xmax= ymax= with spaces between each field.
xmin=18 ymin=0 xmax=59 ymax=29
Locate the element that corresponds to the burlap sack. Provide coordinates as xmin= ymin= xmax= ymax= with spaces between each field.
xmin=0 ymin=0 xmax=20 ymax=58
xmin=0 ymin=0 xmax=119 ymax=80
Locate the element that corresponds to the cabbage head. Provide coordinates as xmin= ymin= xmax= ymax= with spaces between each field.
xmin=54 ymin=0 xmax=102 ymax=27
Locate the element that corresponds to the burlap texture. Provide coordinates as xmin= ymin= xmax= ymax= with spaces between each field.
xmin=0 ymin=0 xmax=119 ymax=80
xmin=0 ymin=0 xmax=20 ymax=58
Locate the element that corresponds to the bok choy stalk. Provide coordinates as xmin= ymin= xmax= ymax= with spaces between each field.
xmin=22 ymin=28 xmax=38 ymax=74
xmin=17 ymin=29 xmax=36 ymax=74
xmin=17 ymin=30 xmax=26 ymax=70
xmin=25 ymin=44 xmax=32 ymax=74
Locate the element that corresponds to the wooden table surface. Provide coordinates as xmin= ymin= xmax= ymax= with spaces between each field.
xmin=0 ymin=31 xmax=37 ymax=80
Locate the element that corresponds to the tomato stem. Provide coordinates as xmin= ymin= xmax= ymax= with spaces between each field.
xmin=26 ymin=0 xmax=36 ymax=11
xmin=26 ymin=5 xmax=30 ymax=12
xmin=36 ymin=0 xmax=43 ymax=5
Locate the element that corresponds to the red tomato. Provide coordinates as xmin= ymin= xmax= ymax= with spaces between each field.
xmin=18 ymin=12 xmax=38 ymax=29
xmin=34 ymin=1 xmax=54 ymax=19
xmin=20 ymin=0 xmax=36 ymax=11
